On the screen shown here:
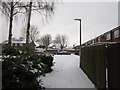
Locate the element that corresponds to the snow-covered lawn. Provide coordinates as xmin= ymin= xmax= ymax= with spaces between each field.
xmin=41 ymin=55 xmax=96 ymax=88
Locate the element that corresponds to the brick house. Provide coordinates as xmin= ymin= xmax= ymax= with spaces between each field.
xmin=74 ymin=26 xmax=120 ymax=53
xmin=47 ymin=48 xmax=60 ymax=54
xmin=82 ymin=26 xmax=120 ymax=46
xmin=62 ymin=47 xmax=76 ymax=54
xmin=73 ymin=45 xmax=80 ymax=55
xmin=35 ymin=47 xmax=61 ymax=55
xmin=1 ymin=39 xmax=36 ymax=50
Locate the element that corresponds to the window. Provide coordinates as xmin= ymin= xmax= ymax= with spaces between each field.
xmin=114 ymin=30 xmax=119 ymax=38
xmin=15 ymin=43 xmax=17 ymax=46
xmin=13 ymin=43 xmax=15 ymax=46
xmin=11 ymin=43 xmax=13 ymax=46
xmin=17 ymin=43 xmax=19 ymax=46
xmin=106 ymin=33 xmax=111 ymax=40
xmin=85 ymin=43 xmax=87 ymax=46
xmin=92 ymin=40 xmax=94 ymax=44
xmin=20 ymin=43 xmax=23 ymax=46
xmin=98 ymin=37 xmax=101 ymax=42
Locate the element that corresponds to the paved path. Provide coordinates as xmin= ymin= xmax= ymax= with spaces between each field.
xmin=41 ymin=55 xmax=96 ymax=88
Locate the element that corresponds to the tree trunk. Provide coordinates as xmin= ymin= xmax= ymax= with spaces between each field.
xmin=8 ymin=2 xmax=14 ymax=46
xmin=26 ymin=1 xmax=32 ymax=45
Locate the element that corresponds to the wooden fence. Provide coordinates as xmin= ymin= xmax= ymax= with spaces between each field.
xmin=80 ymin=43 xmax=120 ymax=89
xmin=107 ymin=43 xmax=120 ymax=89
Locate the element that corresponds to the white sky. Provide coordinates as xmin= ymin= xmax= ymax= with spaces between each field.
xmin=0 ymin=1 xmax=119 ymax=46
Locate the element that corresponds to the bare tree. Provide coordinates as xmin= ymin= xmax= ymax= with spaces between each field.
xmin=26 ymin=1 xmax=32 ymax=44
xmin=24 ymin=0 xmax=55 ymax=44
xmin=21 ymin=25 xmax=39 ymax=42
xmin=38 ymin=34 xmax=52 ymax=50
xmin=0 ymin=0 xmax=27 ymax=46
xmin=54 ymin=34 xmax=68 ymax=50
xmin=0 ymin=0 xmax=55 ymax=46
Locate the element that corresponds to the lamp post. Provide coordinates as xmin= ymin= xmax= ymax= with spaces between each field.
xmin=74 ymin=18 xmax=81 ymax=68
xmin=74 ymin=19 xmax=81 ymax=51
xmin=74 ymin=19 xmax=81 ymax=46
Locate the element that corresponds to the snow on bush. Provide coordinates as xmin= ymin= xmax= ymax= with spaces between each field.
xmin=2 ymin=47 xmax=53 ymax=89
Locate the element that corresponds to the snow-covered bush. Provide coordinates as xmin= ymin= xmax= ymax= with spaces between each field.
xmin=2 ymin=47 xmax=53 ymax=89
xmin=40 ymin=54 xmax=53 ymax=73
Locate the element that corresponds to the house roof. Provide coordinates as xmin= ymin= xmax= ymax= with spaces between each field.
xmin=35 ymin=48 xmax=45 ymax=52
xmin=60 ymin=46 xmax=74 ymax=50
xmin=47 ymin=48 xmax=60 ymax=50
xmin=2 ymin=39 xmax=26 ymax=44
xmin=59 ymin=51 xmax=71 ymax=53
xmin=1 ymin=39 xmax=36 ymax=45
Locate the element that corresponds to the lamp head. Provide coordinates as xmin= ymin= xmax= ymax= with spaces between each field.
xmin=74 ymin=19 xmax=81 ymax=21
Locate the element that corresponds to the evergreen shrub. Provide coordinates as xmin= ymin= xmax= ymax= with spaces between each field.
xmin=2 ymin=47 xmax=53 ymax=89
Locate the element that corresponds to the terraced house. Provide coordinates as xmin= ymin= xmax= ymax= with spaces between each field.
xmin=0 ymin=38 xmax=36 ymax=50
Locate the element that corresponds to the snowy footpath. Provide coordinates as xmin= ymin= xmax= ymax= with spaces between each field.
xmin=41 ymin=55 xmax=96 ymax=88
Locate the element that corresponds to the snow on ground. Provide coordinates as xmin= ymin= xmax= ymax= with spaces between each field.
xmin=41 ymin=54 xmax=96 ymax=88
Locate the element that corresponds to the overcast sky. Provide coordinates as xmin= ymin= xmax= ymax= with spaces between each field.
xmin=0 ymin=1 xmax=119 ymax=46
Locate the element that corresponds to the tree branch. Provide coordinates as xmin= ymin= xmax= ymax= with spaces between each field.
xmin=13 ymin=0 xmax=21 ymax=7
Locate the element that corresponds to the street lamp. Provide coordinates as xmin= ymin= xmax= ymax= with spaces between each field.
xmin=74 ymin=19 xmax=81 ymax=46
xmin=74 ymin=18 xmax=82 ymax=68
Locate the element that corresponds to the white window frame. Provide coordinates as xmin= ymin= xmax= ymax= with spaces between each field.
xmin=15 ymin=43 xmax=17 ymax=46
xmin=92 ymin=40 xmax=94 ymax=44
xmin=98 ymin=37 xmax=101 ymax=42
xmin=19 ymin=43 xmax=23 ymax=46
xmin=114 ymin=30 xmax=119 ymax=38
xmin=106 ymin=33 xmax=111 ymax=40
xmin=11 ymin=43 xmax=13 ymax=46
